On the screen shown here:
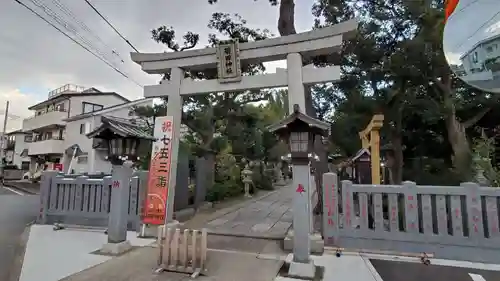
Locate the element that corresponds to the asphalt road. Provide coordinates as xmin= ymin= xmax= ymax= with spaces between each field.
xmin=0 ymin=186 xmax=38 ymax=281
xmin=370 ymin=258 xmax=500 ymax=281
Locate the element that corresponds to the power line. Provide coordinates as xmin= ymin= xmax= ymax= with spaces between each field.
xmin=447 ymin=0 xmax=482 ymax=21
xmin=83 ymin=0 xmax=140 ymax=52
xmin=454 ymin=9 xmax=500 ymax=51
xmin=28 ymin=0 xmax=116 ymax=68
xmin=51 ymin=0 xmax=125 ymax=62
xmin=13 ymin=0 xmax=143 ymax=88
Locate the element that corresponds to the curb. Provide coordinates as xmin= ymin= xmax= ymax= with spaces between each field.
xmin=3 ymin=183 xmax=39 ymax=195
xmin=7 ymin=221 xmax=34 ymax=281
xmin=207 ymin=231 xmax=286 ymax=240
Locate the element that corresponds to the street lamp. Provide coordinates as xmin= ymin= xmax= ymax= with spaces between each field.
xmin=267 ymin=104 xmax=330 ymax=274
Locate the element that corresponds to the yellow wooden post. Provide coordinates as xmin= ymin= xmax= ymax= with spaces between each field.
xmin=360 ymin=136 xmax=369 ymax=149
xmin=370 ymin=129 xmax=381 ymax=185
xmin=358 ymin=114 xmax=384 ymax=184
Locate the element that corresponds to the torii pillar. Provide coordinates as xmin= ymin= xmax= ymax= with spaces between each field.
xmin=359 ymin=114 xmax=384 ymax=184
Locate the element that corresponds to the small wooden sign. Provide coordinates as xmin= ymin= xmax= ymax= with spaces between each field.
xmin=216 ymin=39 xmax=242 ymax=83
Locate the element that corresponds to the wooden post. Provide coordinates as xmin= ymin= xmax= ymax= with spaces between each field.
xmin=370 ymin=129 xmax=381 ymax=185
xmin=358 ymin=114 xmax=384 ymax=184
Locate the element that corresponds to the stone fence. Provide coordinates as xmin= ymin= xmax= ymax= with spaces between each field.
xmin=322 ymin=172 xmax=500 ymax=263
xmin=37 ymin=171 xmax=147 ymax=231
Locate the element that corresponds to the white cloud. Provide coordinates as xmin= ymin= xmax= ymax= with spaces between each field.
xmin=444 ymin=52 xmax=462 ymax=66
xmin=0 ymin=88 xmax=40 ymax=131
xmin=0 ymin=0 xmax=315 ymax=122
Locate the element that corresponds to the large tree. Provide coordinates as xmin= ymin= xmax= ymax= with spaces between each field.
xmin=313 ymin=0 xmax=498 ymax=183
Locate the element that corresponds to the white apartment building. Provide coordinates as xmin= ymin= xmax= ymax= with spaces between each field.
xmin=460 ymin=33 xmax=500 ymax=82
xmin=4 ymin=129 xmax=30 ymax=169
xmin=21 ymin=84 xmax=152 ymax=174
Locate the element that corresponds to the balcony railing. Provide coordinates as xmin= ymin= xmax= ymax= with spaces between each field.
xmin=28 ymin=137 xmax=65 ymax=156
xmin=23 ymin=110 xmax=67 ymax=132
xmin=48 ymin=84 xmax=85 ymax=99
xmin=33 ymin=136 xmax=64 ymax=142
xmin=27 ymin=108 xmax=67 ymax=120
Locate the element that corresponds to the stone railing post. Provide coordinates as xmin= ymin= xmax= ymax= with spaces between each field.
xmin=322 ymin=172 xmax=339 ymax=245
xmin=100 ymin=161 xmax=134 ymax=255
xmin=37 ymin=171 xmax=58 ymax=224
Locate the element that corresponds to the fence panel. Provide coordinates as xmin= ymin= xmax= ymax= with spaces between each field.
xmin=38 ymin=172 xmax=147 ymax=230
xmin=321 ymin=174 xmax=500 ymax=263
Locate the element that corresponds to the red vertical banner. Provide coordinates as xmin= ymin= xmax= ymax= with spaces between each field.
xmin=142 ymin=116 xmax=174 ymax=225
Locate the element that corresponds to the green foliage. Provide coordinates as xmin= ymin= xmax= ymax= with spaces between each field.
xmin=311 ymin=0 xmax=500 ymax=184
xmin=472 ymin=133 xmax=500 ymax=187
xmin=206 ymin=152 xmax=244 ymax=202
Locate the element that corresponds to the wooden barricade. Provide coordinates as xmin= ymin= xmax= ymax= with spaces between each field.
xmin=157 ymin=226 xmax=208 ymax=276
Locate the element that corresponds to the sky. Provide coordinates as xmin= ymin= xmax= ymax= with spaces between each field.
xmin=0 ymin=0 xmax=316 ymax=131
xmin=443 ymin=0 xmax=500 ymax=65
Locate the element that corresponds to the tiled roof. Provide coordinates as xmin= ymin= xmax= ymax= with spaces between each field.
xmin=266 ymin=105 xmax=330 ymax=135
xmin=86 ymin=116 xmax=155 ymax=140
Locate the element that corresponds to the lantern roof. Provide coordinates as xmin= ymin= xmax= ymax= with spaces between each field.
xmin=266 ymin=104 xmax=330 ymax=136
xmin=86 ymin=116 xmax=155 ymax=140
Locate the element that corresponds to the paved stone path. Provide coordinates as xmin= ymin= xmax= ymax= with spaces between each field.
xmin=205 ymin=185 xmax=293 ymax=238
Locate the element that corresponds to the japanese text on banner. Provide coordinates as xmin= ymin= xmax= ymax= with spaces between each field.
xmin=142 ymin=117 xmax=174 ymax=225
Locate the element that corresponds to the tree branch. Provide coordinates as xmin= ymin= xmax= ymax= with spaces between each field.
xmin=463 ymin=107 xmax=491 ymax=129
xmin=181 ymin=111 xmax=200 ymax=135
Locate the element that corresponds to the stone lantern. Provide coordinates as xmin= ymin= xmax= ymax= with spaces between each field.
xmin=86 ymin=116 xmax=155 ymax=255
xmin=267 ymin=104 xmax=330 ymax=278
xmin=241 ymin=164 xmax=253 ymax=197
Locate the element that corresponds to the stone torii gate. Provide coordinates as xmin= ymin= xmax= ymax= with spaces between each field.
xmin=130 ymin=19 xmax=357 ymax=226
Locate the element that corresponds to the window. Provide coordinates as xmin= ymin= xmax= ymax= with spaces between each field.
xmin=472 ymin=52 xmax=478 ymax=63
xmin=82 ymin=102 xmax=103 ymax=114
xmin=487 ymin=46 xmax=493 ymax=52
xmin=80 ymin=122 xmax=91 ymax=134
xmin=55 ymin=103 xmax=65 ymax=112
xmin=21 ymin=161 xmax=30 ymax=170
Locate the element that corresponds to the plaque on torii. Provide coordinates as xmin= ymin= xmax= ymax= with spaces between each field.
xmin=216 ymin=39 xmax=242 ymax=83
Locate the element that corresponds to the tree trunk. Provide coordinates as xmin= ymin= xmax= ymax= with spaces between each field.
xmin=390 ymin=133 xmax=404 ymax=184
xmin=389 ymin=99 xmax=404 ymax=185
xmin=278 ymin=0 xmax=296 ymax=36
xmin=433 ymin=74 xmax=485 ymax=182
xmin=446 ymin=114 xmax=472 ymax=181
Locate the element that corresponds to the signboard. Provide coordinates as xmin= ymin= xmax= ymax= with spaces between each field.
xmin=142 ymin=116 xmax=174 ymax=225
xmin=216 ymin=39 xmax=242 ymax=83
xmin=54 ymin=163 xmax=63 ymax=171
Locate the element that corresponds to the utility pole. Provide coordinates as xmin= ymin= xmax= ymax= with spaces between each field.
xmin=0 ymin=101 xmax=10 ymax=183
